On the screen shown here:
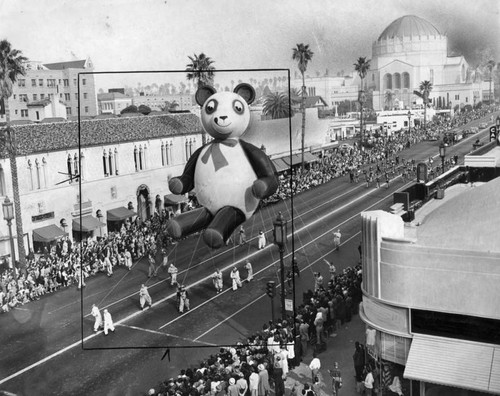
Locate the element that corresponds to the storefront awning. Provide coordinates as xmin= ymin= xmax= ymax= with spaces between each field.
xmin=164 ymin=194 xmax=188 ymax=205
xmin=404 ymin=334 xmax=500 ymax=394
xmin=33 ymin=225 xmax=67 ymax=243
xmin=72 ymin=215 xmax=105 ymax=233
xmin=272 ymin=158 xmax=289 ymax=173
xmin=282 ymin=152 xmax=320 ymax=166
xmin=106 ymin=207 xmax=136 ymax=222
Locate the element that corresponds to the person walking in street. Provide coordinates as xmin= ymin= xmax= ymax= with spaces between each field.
xmin=309 ymin=355 xmax=321 ymax=384
xmin=353 ymin=341 xmax=366 ymax=392
xmin=333 ymin=229 xmax=342 ymax=251
xmin=257 ymin=364 xmax=270 ymax=396
xmin=328 ymin=362 xmax=343 ymax=395
xmin=230 ymin=267 xmax=243 ymax=291
xmin=147 ymin=253 xmax=157 ymax=278
xmin=139 ymin=284 xmax=152 ymax=310
xmin=178 ymin=285 xmax=190 ymax=313
xmin=244 ymin=260 xmax=253 ymax=282
xmin=103 ymin=308 xmax=115 ymax=335
xmin=168 ymin=263 xmax=178 ymax=286
xmin=238 ymin=226 xmax=247 ymax=245
xmin=212 ymin=268 xmax=224 ymax=293
xmin=91 ymin=304 xmax=102 ymax=332
xmin=323 ymin=258 xmax=336 ymax=280
xmin=258 ymin=230 xmax=266 ymax=250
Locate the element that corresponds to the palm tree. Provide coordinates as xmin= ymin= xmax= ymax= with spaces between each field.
xmin=185 ymin=53 xmax=215 ymax=88
xmin=486 ymin=60 xmax=496 ymax=104
xmin=0 ymin=39 xmax=27 ymax=271
xmin=384 ymin=91 xmax=395 ymax=110
xmin=292 ymin=43 xmax=314 ymax=170
xmin=262 ymin=92 xmax=294 ymax=120
xmin=354 ymin=57 xmax=371 ymax=147
xmin=419 ymin=80 xmax=433 ymax=131
xmin=186 ymin=53 xmax=215 ymax=144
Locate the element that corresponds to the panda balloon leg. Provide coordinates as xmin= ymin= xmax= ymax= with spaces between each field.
xmin=166 ymin=207 xmax=213 ymax=239
xmin=203 ymin=206 xmax=246 ymax=249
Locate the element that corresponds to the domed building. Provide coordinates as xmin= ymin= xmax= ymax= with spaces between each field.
xmin=368 ymin=15 xmax=488 ymax=112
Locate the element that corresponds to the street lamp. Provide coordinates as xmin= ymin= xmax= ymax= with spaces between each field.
xmin=407 ymin=111 xmax=412 ymax=133
xmin=2 ymin=196 xmax=17 ymax=281
xmin=273 ymin=211 xmax=288 ymax=319
xmin=439 ymin=142 xmax=446 ymax=174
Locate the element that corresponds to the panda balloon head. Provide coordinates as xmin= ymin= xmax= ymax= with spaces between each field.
xmin=196 ymin=83 xmax=256 ymax=140
xmin=166 ymin=83 xmax=278 ymax=249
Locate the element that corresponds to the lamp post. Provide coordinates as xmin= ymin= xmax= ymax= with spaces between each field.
xmin=2 ymin=197 xmax=17 ymax=281
xmin=273 ymin=211 xmax=288 ymax=319
xmin=496 ymin=116 xmax=500 ymax=144
xmin=407 ymin=111 xmax=412 ymax=134
xmin=96 ymin=209 xmax=103 ymax=238
xmin=439 ymin=142 xmax=446 ymax=174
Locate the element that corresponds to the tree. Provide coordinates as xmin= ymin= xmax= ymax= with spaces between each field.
xmin=186 ymin=53 xmax=215 ymax=144
xmin=384 ymin=91 xmax=395 ymax=110
xmin=418 ymin=80 xmax=433 ymax=130
xmin=262 ymin=92 xmax=294 ymax=119
xmin=120 ymin=104 xmax=138 ymax=114
xmin=0 ymin=39 xmax=28 ymax=271
xmin=354 ymin=57 xmax=371 ymax=146
xmin=138 ymin=104 xmax=151 ymax=115
xmin=292 ymin=43 xmax=314 ymax=170
xmin=486 ymin=59 xmax=496 ymax=104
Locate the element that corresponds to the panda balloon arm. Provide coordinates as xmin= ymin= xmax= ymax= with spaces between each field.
xmin=240 ymin=140 xmax=279 ymax=199
xmin=168 ymin=146 xmax=205 ymax=194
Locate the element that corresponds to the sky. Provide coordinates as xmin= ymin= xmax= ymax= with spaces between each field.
xmin=1 ymin=0 xmax=499 ymax=91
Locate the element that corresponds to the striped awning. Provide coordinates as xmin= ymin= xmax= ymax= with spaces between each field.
xmin=72 ymin=215 xmax=105 ymax=232
xmin=272 ymin=158 xmax=289 ymax=173
xmin=404 ymin=334 xmax=500 ymax=394
xmin=106 ymin=207 xmax=136 ymax=221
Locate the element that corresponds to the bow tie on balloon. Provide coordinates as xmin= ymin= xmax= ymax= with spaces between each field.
xmin=201 ymin=139 xmax=238 ymax=172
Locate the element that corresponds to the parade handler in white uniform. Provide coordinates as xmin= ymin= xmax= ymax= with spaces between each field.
xmin=230 ymin=267 xmax=243 ymax=291
xmin=244 ymin=259 xmax=253 ymax=282
xmin=91 ymin=304 xmax=102 ymax=332
xmin=212 ymin=268 xmax=223 ymax=293
xmin=168 ymin=263 xmax=178 ymax=286
xmin=103 ymin=309 xmax=115 ymax=335
xmin=139 ymin=284 xmax=152 ymax=310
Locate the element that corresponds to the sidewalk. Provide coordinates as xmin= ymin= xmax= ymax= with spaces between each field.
xmin=283 ymin=313 xmax=365 ymax=396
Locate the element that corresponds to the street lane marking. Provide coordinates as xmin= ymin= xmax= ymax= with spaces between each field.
xmin=120 ymin=324 xmax=217 ymax=346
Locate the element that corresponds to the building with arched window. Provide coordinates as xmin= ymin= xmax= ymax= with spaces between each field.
xmin=369 ymin=15 xmax=489 ymax=112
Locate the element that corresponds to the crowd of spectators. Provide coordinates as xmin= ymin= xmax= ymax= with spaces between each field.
xmin=0 ymin=214 xmax=174 ymax=313
xmin=146 ymin=263 xmax=363 ymax=396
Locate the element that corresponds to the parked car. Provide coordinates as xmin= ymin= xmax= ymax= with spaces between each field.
xmin=479 ymin=122 xmax=488 ymax=129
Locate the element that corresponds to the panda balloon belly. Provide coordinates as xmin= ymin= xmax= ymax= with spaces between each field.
xmin=194 ymin=142 xmax=259 ymax=219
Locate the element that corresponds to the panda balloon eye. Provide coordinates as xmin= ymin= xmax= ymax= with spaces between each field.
xmin=233 ymin=100 xmax=244 ymax=114
xmin=206 ymin=100 xmax=218 ymax=114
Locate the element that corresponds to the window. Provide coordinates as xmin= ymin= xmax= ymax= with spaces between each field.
xmin=35 ymin=159 xmax=41 ymax=189
xmin=139 ymin=147 xmax=144 ymax=170
xmin=64 ymin=79 xmax=69 ymax=87
xmin=114 ymin=148 xmax=119 ymax=175
xmin=430 ymin=69 xmax=434 ymax=84
xmin=73 ymin=79 xmax=77 ymax=86
xmin=82 ymin=78 xmax=86 ymax=86
xmin=103 ymin=150 xmax=108 ymax=176
xmin=42 ymin=158 xmax=47 ymax=188
xmin=35 ymin=111 xmax=40 ymax=120
xmin=80 ymin=152 xmax=85 ymax=180
xmin=134 ymin=146 xmax=139 ymax=171
xmin=38 ymin=79 xmax=43 ymax=87
xmin=47 ymin=79 xmax=56 ymax=87
xmin=18 ymin=79 xmax=26 ymax=87
xmin=48 ymin=93 xmax=54 ymax=99
xmin=20 ymin=109 xmax=28 ymax=117
xmin=455 ymin=94 xmax=460 ymax=100
xmin=27 ymin=160 xmax=34 ymax=191
xmin=67 ymin=154 xmax=73 ymax=181
xmin=83 ymin=93 xmax=88 ymax=99
xmin=33 ymin=94 xmax=37 ymax=101
xmin=66 ymin=107 xmax=72 ymax=116
xmin=75 ymin=93 xmax=78 ymax=100
xmin=19 ymin=94 xmax=28 ymax=102
xmin=108 ymin=149 xmax=114 ymax=176
xmin=58 ymin=79 xmax=61 ymax=85
xmin=65 ymin=93 xmax=71 ymax=101
xmin=85 ymin=106 xmax=89 ymax=113
xmin=168 ymin=142 xmax=173 ymax=165
xmin=0 ymin=165 xmax=6 ymax=196
xmin=31 ymin=79 xmax=36 ymax=87
xmin=40 ymin=94 xmax=45 ymax=99
xmin=161 ymin=142 xmax=166 ymax=166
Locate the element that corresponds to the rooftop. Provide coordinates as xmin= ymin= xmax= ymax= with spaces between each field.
xmin=43 ymin=60 xmax=89 ymax=70
xmin=378 ymin=15 xmax=442 ymax=41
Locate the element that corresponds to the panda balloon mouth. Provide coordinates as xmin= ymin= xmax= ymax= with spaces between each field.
xmin=214 ymin=120 xmax=232 ymax=128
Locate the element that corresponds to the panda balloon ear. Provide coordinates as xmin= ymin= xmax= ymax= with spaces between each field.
xmin=234 ymin=83 xmax=255 ymax=105
xmin=195 ymin=85 xmax=217 ymax=106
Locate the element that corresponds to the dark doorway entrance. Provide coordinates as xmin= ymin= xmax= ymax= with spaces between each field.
xmin=136 ymin=185 xmax=151 ymax=222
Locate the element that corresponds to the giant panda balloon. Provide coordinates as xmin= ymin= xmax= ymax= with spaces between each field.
xmin=166 ymin=83 xmax=279 ymax=249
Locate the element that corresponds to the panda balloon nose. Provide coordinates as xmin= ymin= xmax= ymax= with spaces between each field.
xmin=219 ymin=116 xmax=227 ymax=121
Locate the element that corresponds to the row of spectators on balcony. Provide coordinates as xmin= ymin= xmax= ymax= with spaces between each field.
xmin=146 ymin=264 xmax=363 ymax=396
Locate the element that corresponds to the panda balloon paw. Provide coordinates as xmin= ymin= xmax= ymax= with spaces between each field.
xmin=165 ymin=83 xmax=279 ymax=250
